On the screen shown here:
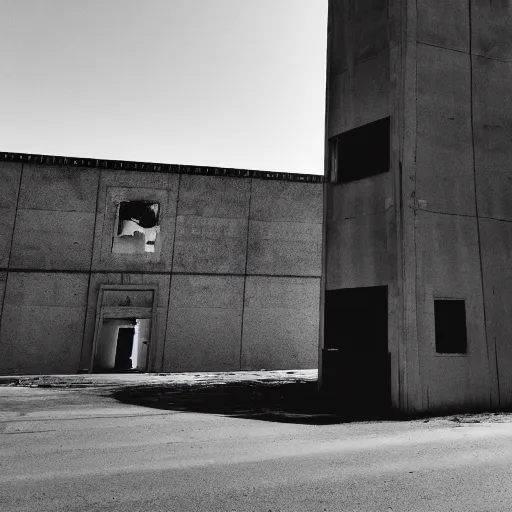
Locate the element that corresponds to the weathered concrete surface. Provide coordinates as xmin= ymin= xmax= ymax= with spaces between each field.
xmin=329 ymin=0 xmax=390 ymax=75
xmin=18 ymin=164 xmax=99 ymax=213
xmin=326 ymin=210 xmax=391 ymax=290
xmin=0 ymin=273 xmax=88 ymax=375
xmin=10 ymin=209 xmax=96 ymax=270
xmin=247 ymin=180 xmax=322 ymax=277
xmin=178 ymin=175 xmax=251 ymax=219
xmin=329 ymin=51 xmax=390 ymax=137
xmin=326 ymin=172 xmax=392 ymax=221
xmin=10 ymin=164 xmax=98 ymax=270
xmin=480 ymin=219 xmax=512 ymax=408
xmin=323 ymin=0 xmax=512 ymax=415
xmin=473 ymin=57 xmax=512 ymax=222
xmin=172 ymin=216 xmax=248 ymax=273
xmin=250 ymin=181 xmax=323 ymax=224
xmin=172 ymin=175 xmax=250 ymax=274
xmin=0 ymin=162 xmax=22 ymax=268
xmin=472 ymin=0 xmax=512 ymax=61
xmin=416 ymin=44 xmax=475 ymax=216
xmin=415 ymin=212 xmax=492 ymax=411
xmin=247 ymin=221 xmax=322 ymax=276
xmin=163 ymin=275 xmax=244 ymax=372
xmin=0 ymin=158 xmax=322 ymax=375
xmin=417 ymin=0 xmax=469 ymax=52
xmin=2 ymin=382 xmax=512 ymax=512
xmin=241 ymin=277 xmax=319 ymax=370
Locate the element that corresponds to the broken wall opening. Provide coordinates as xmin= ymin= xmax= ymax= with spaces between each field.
xmin=112 ymin=201 xmax=160 ymax=254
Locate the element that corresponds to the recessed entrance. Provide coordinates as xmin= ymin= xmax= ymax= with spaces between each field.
xmin=323 ymin=286 xmax=390 ymax=415
xmin=93 ymin=317 xmax=151 ymax=373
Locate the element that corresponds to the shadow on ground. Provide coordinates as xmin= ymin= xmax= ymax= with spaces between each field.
xmin=112 ymin=380 xmax=398 ymax=425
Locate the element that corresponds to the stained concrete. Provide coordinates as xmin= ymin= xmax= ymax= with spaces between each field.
xmin=473 ymin=57 xmax=512 ymax=222
xmin=0 ymin=273 xmax=88 ymax=375
xmin=329 ymin=51 xmax=390 ymax=137
xmin=326 ymin=211 xmax=391 ymax=290
xmin=247 ymin=221 xmax=322 ymax=277
xmin=0 ymin=162 xmax=22 ymax=267
xmin=163 ymin=275 xmax=244 ymax=372
xmin=18 ymin=164 xmax=99 ymax=212
xmin=416 ymin=44 xmax=475 ymax=216
xmin=323 ymin=0 xmax=512 ymax=414
xmin=172 ymin=216 xmax=248 ymax=274
xmin=480 ymin=219 xmax=512 ymax=408
xmin=326 ymin=173 xmax=392 ymax=221
xmin=472 ymin=0 xmax=512 ymax=61
xmin=0 ymin=156 xmax=322 ymax=375
xmin=415 ymin=211 xmax=492 ymax=411
xmin=10 ymin=209 xmax=96 ymax=270
xmin=417 ymin=0 xmax=469 ymax=52
xmin=241 ymin=277 xmax=319 ymax=370
xmin=250 ymin=181 xmax=323 ymax=224
xmin=178 ymin=175 xmax=251 ymax=219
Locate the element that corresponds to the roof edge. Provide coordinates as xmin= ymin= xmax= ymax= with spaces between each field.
xmin=0 ymin=151 xmax=324 ymax=183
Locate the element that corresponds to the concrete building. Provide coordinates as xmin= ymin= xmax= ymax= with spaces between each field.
xmin=321 ymin=0 xmax=512 ymax=414
xmin=0 ymin=152 xmax=322 ymax=375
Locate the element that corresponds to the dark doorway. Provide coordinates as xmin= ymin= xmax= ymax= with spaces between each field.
xmin=323 ymin=286 xmax=390 ymax=415
xmin=114 ymin=328 xmax=135 ymax=371
xmin=93 ymin=317 xmax=151 ymax=373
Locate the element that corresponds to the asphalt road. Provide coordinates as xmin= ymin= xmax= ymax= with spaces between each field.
xmin=1 ymin=382 xmax=512 ymax=512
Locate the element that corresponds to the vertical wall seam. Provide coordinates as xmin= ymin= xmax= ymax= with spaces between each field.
xmin=6 ymin=163 xmax=24 ymax=269
xmin=79 ymin=168 xmax=102 ymax=372
xmin=239 ymin=178 xmax=253 ymax=370
xmin=468 ymin=0 xmax=497 ymax=406
xmin=413 ymin=6 xmax=421 ymax=411
xmin=0 ymin=162 xmax=24 ymax=337
xmin=161 ymin=172 xmax=182 ymax=372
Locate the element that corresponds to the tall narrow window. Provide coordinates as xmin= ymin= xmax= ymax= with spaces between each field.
xmin=329 ymin=116 xmax=390 ymax=183
xmin=434 ymin=299 xmax=467 ymax=354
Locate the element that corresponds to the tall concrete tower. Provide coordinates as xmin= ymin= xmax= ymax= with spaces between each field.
xmin=321 ymin=0 xmax=512 ymax=414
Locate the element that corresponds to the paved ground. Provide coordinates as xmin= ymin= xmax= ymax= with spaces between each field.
xmin=2 ymin=372 xmax=512 ymax=511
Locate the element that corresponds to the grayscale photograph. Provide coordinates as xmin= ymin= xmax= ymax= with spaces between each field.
xmin=1 ymin=1 xmax=512 ymax=511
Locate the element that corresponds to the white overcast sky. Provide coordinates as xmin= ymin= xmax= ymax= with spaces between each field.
xmin=0 ymin=1 xmax=328 ymax=175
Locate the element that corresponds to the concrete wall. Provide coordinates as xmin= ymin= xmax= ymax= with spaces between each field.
xmin=323 ymin=0 xmax=401 ymax=410
xmin=324 ymin=0 xmax=512 ymax=413
xmin=0 ymin=272 xmax=88 ymax=374
xmin=0 ymin=156 xmax=322 ymax=375
xmin=408 ymin=0 xmax=511 ymax=412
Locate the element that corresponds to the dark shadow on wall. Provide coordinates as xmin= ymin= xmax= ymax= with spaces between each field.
xmin=112 ymin=380 xmax=400 ymax=425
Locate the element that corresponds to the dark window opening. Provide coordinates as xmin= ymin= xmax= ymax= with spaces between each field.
xmin=112 ymin=200 xmax=160 ymax=254
xmin=329 ymin=117 xmax=390 ymax=183
xmin=434 ymin=299 xmax=467 ymax=354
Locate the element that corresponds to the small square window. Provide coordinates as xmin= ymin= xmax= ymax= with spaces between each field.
xmin=434 ymin=299 xmax=467 ymax=354
xmin=329 ymin=117 xmax=390 ymax=183
xmin=112 ymin=200 xmax=160 ymax=254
